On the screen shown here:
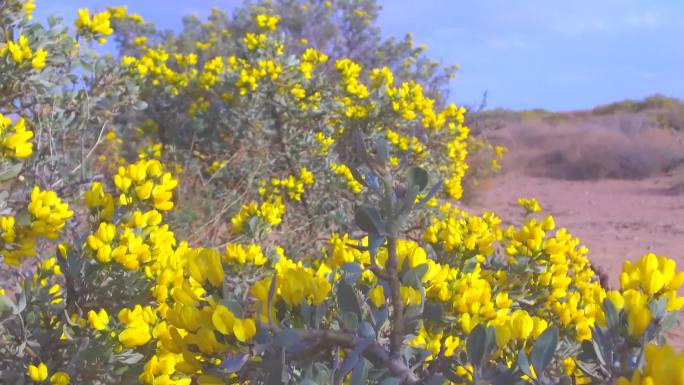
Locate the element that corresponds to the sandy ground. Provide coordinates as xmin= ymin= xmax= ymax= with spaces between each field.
xmin=465 ymin=114 xmax=684 ymax=346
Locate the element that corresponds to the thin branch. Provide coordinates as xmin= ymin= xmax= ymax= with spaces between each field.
xmin=301 ymin=329 xmax=421 ymax=385
xmin=69 ymin=119 xmax=109 ymax=175
xmin=379 ymin=169 xmax=405 ymax=360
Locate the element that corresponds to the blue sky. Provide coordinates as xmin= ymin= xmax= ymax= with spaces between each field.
xmin=34 ymin=1 xmax=684 ymax=111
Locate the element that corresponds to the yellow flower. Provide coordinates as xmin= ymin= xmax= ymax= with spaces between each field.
xmin=314 ymin=132 xmax=335 ymax=155
xmin=1 ymin=116 xmax=33 ymax=159
xmin=517 ymin=197 xmax=542 ymax=214
xmin=606 ymin=290 xmax=625 ymax=310
xmin=27 ymin=187 xmax=74 ymax=239
xmin=255 ymin=14 xmax=280 ymax=30
xmin=75 ymin=9 xmax=113 ymax=43
xmin=198 ymin=374 xmax=224 ymax=385
xmin=243 ymin=33 xmax=267 ymax=51
xmin=511 ymin=310 xmax=534 ymax=340
xmin=617 ymin=344 xmax=684 ymax=385
xmin=212 ymin=305 xmax=236 ymax=336
xmin=4 ymin=35 xmax=32 ymax=64
xmin=187 ymin=248 xmax=224 ymax=287
xmin=368 ymin=285 xmax=385 ymax=308
xmin=291 ymin=84 xmax=307 ymax=100
xmin=330 ymin=162 xmax=363 ymax=193
xmin=133 ymin=36 xmax=147 ymax=46
xmin=87 ymin=309 xmax=110 ymax=330
xmin=23 ymin=0 xmax=37 ymax=20
xmin=28 ymin=363 xmax=48 ymax=382
xmin=119 ymin=323 xmax=151 ymax=347
xmin=0 ymin=215 xmax=16 ymax=243
xmin=299 ymin=167 xmax=315 ymax=186
xmin=31 ymin=49 xmax=47 ymax=70
xmin=84 ymin=182 xmax=115 ymax=221
xmin=49 ymin=371 xmax=70 ymax=385
xmin=627 ymin=307 xmax=652 ymax=338
xmin=233 ymin=318 xmax=256 ymax=342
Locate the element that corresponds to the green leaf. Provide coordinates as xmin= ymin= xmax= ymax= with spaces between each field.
xmin=133 ymin=100 xmax=148 ymax=111
xmin=350 ymin=357 xmax=370 ymax=385
xmin=467 ymin=323 xmax=487 ymax=367
xmin=402 ymin=263 xmax=429 ymax=288
xmin=370 ymin=306 xmax=388 ymax=331
xmin=352 ymin=129 xmax=371 ymax=166
xmin=339 ymin=353 xmax=359 ymax=380
xmin=517 ymin=349 xmax=532 ymax=377
xmin=0 ymin=295 xmax=16 ymax=316
xmin=341 ymin=339 xmax=373 ymax=379
xmin=300 ymin=301 xmax=313 ymax=325
xmin=265 ymin=355 xmax=285 ymax=385
xmin=0 ymin=163 xmax=22 ymax=182
xmin=48 ymin=14 xmax=62 ymax=28
xmin=442 ymin=369 xmax=466 ymax=384
xmin=424 ymin=374 xmax=446 ymax=385
xmin=0 ymin=190 xmax=8 ymax=207
xmin=355 ymin=205 xmax=385 ymax=235
xmin=423 ymin=302 xmax=444 ymax=323
xmin=15 ymin=292 xmax=26 ymax=314
xmin=221 ymin=298 xmax=244 ymax=318
xmin=484 ymin=326 xmax=497 ymax=357
xmin=116 ymin=351 xmax=145 ymax=364
xmin=578 ymin=340 xmax=598 ymax=362
xmin=531 ymin=326 xmax=558 ymax=374
xmin=660 ymin=311 xmax=679 ymax=334
xmin=379 ymin=377 xmax=401 ymax=385
xmin=341 ymin=311 xmax=359 ymax=331
xmin=358 ymin=321 xmax=375 ymax=338
xmin=590 ymin=327 xmax=610 ymax=367
xmin=404 ymin=303 xmax=423 ymax=320
xmin=220 ymin=353 xmax=248 ymax=373
xmin=374 ymin=138 xmax=390 ymax=166
xmin=368 ymin=233 xmax=384 ymax=260
xmin=415 ymin=180 xmax=443 ymax=208
xmin=407 ymin=166 xmax=429 ymax=191
xmin=312 ymin=363 xmax=331 ymax=384
xmin=338 ymin=283 xmax=362 ymax=320
xmin=342 ymin=263 xmax=363 ymax=285
xmin=348 ymin=167 xmax=368 ymax=187
xmin=314 ymin=302 xmax=327 ymax=328
xmin=274 ymin=328 xmax=301 ymax=350
xmin=603 ymin=298 xmax=619 ymax=331
xmin=266 ymin=273 xmax=277 ymax=325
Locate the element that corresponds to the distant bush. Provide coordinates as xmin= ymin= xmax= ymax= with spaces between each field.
xmin=591 ymin=94 xmax=684 ymax=116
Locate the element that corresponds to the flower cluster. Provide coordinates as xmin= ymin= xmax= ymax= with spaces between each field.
xmin=617 ymin=344 xmax=684 ymax=385
xmin=113 ymin=159 xmax=178 ymax=210
xmin=330 ymin=162 xmax=364 ymax=193
xmin=1 ymin=34 xmax=47 ymax=70
xmin=258 ymin=167 xmax=315 ymax=202
xmin=28 ymin=187 xmax=74 ymax=239
xmin=75 ymin=8 xmax=114 ymax=43
xmin=0 ymin=114 xmax=33 ymax=159
xmin=517 ymin=197 xmax=542 ymax=214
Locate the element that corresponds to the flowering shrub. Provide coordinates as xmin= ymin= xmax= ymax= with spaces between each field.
xmin=0 ymin=1 xmax=683 ymax=385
